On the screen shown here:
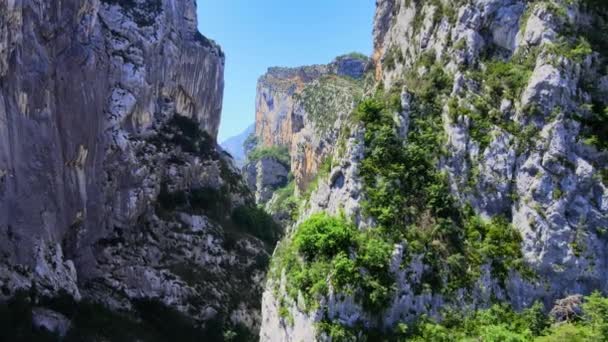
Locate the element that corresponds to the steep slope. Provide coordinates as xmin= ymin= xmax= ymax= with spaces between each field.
xmin=250 ymin=54 xmax=370 ymax=194
xmin=221 ymin=124 xmax=255 ymax=167
xmin=261 ymin=0 xmax=608 ymax=340
xmin=0 ymin=0 xmax=277 ymax=339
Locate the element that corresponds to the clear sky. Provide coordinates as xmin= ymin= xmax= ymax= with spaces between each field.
xmin=197 ymin=1 xmax=375 ymax=141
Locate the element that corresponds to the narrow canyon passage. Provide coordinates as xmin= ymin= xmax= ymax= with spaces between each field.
xmin=0 ymin=0 xmax=607 ymax=341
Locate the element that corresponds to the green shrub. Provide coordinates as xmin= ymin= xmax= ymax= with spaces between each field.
xmin=294 ymin=213 xmax=356 ymax=261
xmin=268 ymin=179 xmax=300 ymax=223
xmin=302 ymin=155 xmax=334 ymax=201
xmin=545 ymin=36 xmax=593 ymax=63
xmin=243 ymin=133 xmax=258 ymax=155
xmin=157 ymin=182 xmax=188 ymax=212
xmin=0 ymin=292 xmax=59 ymax=342
xmin=342 ymin=52 xmax=368 ymax=61
xmin=403 ymin=293 xmax=608 ymax=341
xmin=247 ymin=146 xmax=290 ymax=166
xmin=579 ymin=105 xmax=608 ymax=151
xmin=272 ymin=213 xmax=394 ymax=312
xmin=298 ymin=75 xmax=363 ymax=134
xmin=156 ymin=183 xmax=280 ymax=247
xmin=482 ymin=60 xmax=533 ymax=102
xmin=383 ymin=46 xmax=404 ymax=71
xmin=354 ymin=55 xmax=528 ymax=298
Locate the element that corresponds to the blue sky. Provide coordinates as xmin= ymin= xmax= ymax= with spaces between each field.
xmin=197 ymin=1 xmax=375 ymax=141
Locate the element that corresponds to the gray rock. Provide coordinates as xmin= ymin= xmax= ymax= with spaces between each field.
xmin=330 ymin=55 xmax=368 ymax=79
xmin=261 ymin=0 xmax=608 ymax=339
xmin=244 ymin=157 xmax=290 ymax=204
xmin=32 ymin=308 xmax=71 ymax=338
xmin=549 ymin=295 xmax=583 ymax=322
xmin=0 ymin=0 xmax=266 ymax=336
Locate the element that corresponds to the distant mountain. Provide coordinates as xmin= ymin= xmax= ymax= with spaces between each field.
xmin=221 ymin=124 xmax=255 ymax=167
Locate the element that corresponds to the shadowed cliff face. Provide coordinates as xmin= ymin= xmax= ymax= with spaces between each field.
xmin=0 ymin=0 xmax=275 ymax=338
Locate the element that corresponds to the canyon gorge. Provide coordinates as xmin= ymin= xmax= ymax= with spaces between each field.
xmin=1 ymin=0 xmax=608 ymax=341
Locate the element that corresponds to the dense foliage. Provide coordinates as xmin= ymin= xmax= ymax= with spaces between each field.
xmin=271 ymin=213 xmax=394 ymax=314
xmin=357 ymin=53 xmax=529 ymax=293
xmin=297 ymin=75 xmax=364 ymax=134
xmin=316 ymin=293 xmax=608 ymax=342
xmin=410 ymin=292 xmax=608 ymax=342
xmin=247 ymin=145 xmax=291 ymax=167
xmin=267 ymin=179 xmax=299 ymax=223
xmin=268 ymin=2 xmax=608 ymax=340
xmin=269 ymin=51 xmax=534 ymax=338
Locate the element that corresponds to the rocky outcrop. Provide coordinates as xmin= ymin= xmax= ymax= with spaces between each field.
xmin=261 ymin=0 xmax=608 ymax=339
xmin=244 ymin=157 xmax=290 ymax=204
xmin=0 ymin=0 xmax=272 ymax=338
xmin=253 ymin=55 xmax=368 ymax=192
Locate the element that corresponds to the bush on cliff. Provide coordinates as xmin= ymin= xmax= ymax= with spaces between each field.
xmin=247 ymin=146 xmax=290 ymax=166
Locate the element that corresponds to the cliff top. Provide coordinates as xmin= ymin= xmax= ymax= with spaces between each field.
xmin=259 ymin=54 xmax=369 ymax=87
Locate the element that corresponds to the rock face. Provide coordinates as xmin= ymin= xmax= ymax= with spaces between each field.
xmin=253 ymin=55 xmax=368 ymax=191
xmin=0 ymin=0 xmax=273 ymax=338
xmin=244 ymin=157 xmax=290 ymax=204
xmin=261 ymin=0 xmax=608 ymax=340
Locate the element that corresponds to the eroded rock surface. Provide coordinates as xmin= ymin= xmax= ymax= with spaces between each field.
xmin=0 ymin=0 xmax=271 ymax=338
xmin=261 ymin=0 xmax=608 ymax=340
xmin=253 ymin=55 xmax=368 ymax=191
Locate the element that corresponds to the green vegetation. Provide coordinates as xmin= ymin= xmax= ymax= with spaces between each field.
xmin=267 ymin=179 xmax=300 ymax=223
xmin=341 ymin=52 xmax=369 ymax=61
xmin=271 ymin=53 xmax=531 ymax=337
xmin=313 ymin=293 xmax=608 ymax=341
xmin=356 ymin=55 xmax=528 ymax=296
xmin=247 ymin=145 xmax=290 ymax=167
xmin=297 ymin=75 xmax=364 ymax=134
xmin=405 ymin=0 xmax=465 ymax=34
xmin=601 ymin=168 xmax=608 ymax=186
xmin=407 ymin=292 xmax=608 ymax=342
xmin=302 ymin=155 xmax=333 ymax=201
xmin=383 ymin=46 xmax=405 ymax=71
xmin=231 ymin=204 xmax=282 ymax=245
xmin=480 ymin=58 xmax=535 ymax=102
xmin=545 ymin=36 xmax=593 ymax=64
xmin=449 ymin=49 xmax=538 ymax=150
xmin=269 ymin=4 xmax=608 ymax=339
xmin=270 ymin=213 xmax=394 ymax=313
xmin=578 ymin=105 xmax=608 ymax=152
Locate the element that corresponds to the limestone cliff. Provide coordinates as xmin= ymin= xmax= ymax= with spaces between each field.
xmin=261 ymin=0 xmax=608 ymax=340
xmin=0 ymin=0 xmax=275 ymax=339
xmin=251 ymin=55 xmax=369 ymax=194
